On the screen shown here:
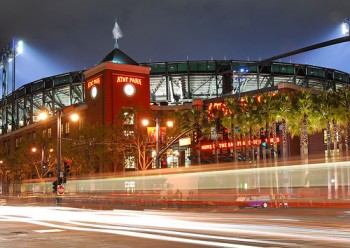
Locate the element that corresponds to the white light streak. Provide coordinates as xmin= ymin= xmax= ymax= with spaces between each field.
xmin=0 ymin=206 xmax=350 ymax=247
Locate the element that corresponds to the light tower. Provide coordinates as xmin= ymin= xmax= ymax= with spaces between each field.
xmin=0 ymin=38 xmax=23 ymax=134
xmin=342 ymin=18 xmax=349 ymax=36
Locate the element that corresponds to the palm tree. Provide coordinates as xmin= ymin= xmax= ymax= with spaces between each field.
xmin=223 ymin=97 xmax=241 ymax=162
xmin=338 ymin=87 xmax=350 ymax=156
xmin=317 ymin=90 xmax=336 ymax=158
xmin=289 ymin=90 xmax=317 ymax=161
xmin=239 ymin=95 xmax=254 ymax=162
xmin=174 ymin=107 xmax=206 ymax=164
xmin=275 ymin=93 xmax=292 ymax=161
xmin=259 ymin=93 xmax=276 ymax=161
xmin=337 ymin=87 xmax=350 ymax=198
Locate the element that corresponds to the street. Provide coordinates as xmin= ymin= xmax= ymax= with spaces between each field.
xmin=0 ymin=206 xmax=350 ymax=247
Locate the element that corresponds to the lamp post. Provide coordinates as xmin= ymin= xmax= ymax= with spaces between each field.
xmin=142 ymin=117 xmax=173 ymax=169
xmin=56 ymin=109 xmax=79 ymax=190
xmin=155 ymin=117 xmax=160 ymax=168
xmin=0 ymin=160 xmax=3 ymax=195
xmin=38 ymin=107 xmax=79 ymax=193
xmin=31 ymin=146 xmax=45 ymax=178
xmin=57 ymin=109 xmax=62 ymax=186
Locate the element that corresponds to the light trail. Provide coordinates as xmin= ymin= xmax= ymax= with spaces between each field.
xmin=1 ymin=206 xmax=350 ymax=247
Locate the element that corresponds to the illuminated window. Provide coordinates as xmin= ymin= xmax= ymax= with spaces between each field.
xmin=78 ymin=119 xmax=83 ymax=130
xmin=15 ymin=138 xmax=19 ymax=148
xmin=125 ymin=155 xmax=136 ymax=169
xmin=65 ymin=123 xmax=70 ymax=134
xmin=123 ymin=130 xmax=135 ymax=137
xmin=48 ymin=128 xmax=52 ymax=138
xmin=123 ymin=110 xmax=135 ymax=125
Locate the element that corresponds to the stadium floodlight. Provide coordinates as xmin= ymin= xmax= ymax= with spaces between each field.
xmin=0 ymin=38 xmax=24 ymax=98
xmin=16 ymin=40 xmax=24 ymax=55
xmin=342 ymin=18 xmax=349 ymax=36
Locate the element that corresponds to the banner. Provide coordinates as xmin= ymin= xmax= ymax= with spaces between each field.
xmin=147 ymin=127 xmax=167 ymax=143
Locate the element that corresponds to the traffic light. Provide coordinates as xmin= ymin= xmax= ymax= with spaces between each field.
xmin=64 ymin=160 xmax=71 ymax=174
xmin=63 ymin=160 xmax=71 ymax=183
xmin=193 ymin=126 xmax=202 ymax=144
xmin=52 ymin=180 xmax=58 ymax=193
xmin=223 ymin=128 xmax=229 ymax=140
xmin=193 ymin=130 xmax=198 ymax=144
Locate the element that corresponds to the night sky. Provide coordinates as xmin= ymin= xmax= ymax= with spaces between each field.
xmin=1 ymin=0 xmax=350 ymax=89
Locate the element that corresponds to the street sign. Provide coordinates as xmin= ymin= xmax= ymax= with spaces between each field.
xmin=172 ymin=146 xmax=187 ymax=151
xmin=57 ymin=185 xmax=65 ymax=195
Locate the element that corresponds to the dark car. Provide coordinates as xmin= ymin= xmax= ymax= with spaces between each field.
xmin=236 ymin=195 xmax=271 ymax=209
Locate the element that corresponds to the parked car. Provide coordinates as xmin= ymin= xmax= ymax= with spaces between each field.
xmin=236 ymin=195 xmax=271 ymax=209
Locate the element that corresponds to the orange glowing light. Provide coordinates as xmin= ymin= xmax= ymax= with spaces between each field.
xmin=116 ymin=75 xmax=142 ymax=85
xmin=87 ymin=77 xmax=101 ymax=89
xmin=200 ymin=137 xmax=280 ymax=151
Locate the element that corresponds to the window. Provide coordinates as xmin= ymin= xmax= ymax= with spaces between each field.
xmin=15 ymin=138 xmax=19 ymax=148
xmin=123 ymin=130 xmax=135 ymax=137
xmin=125 ymin=155 xmax=136 ymax=169
xmin=123 ymin=110 xmax=135 ymax=125
xmin=78 ymin=119 xmax=83 ymax=130
xmin=43 ymin=129 xmax=47 ymax=138
xmin=122 ymin=108 xmax=135 ymax=137
xmin=48 ymin=128 xmax=52 ymax=138
xmin=65 ymin=123 xmax=70 ymax=134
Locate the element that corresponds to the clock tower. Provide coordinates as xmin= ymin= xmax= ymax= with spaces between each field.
xmin=84 ymin=48 xmax=150 ymax=125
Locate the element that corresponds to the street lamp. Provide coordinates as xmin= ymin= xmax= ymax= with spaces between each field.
xmin=33 ymin=110 xmax=49 ymax=179
xmin=142 ymin=117 xmax=173 ymax=168
xmin=31 ymin=146 xmax=46 ymax=178
xmin=233 ymin=68 xmax=249 ymax=100
xmin=0 ymin=160 xmax=3 ymax=195
xmin=56 ymin=109 xmax=79 ymax=190
xmin=38 ymin=108 xmax=79 ymax=192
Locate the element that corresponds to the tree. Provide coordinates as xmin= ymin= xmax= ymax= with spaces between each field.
xmin=4 ymin=136 xmax=56 ymax=180
xmin=223 ymin=97 xmax=241 ymax=162
xmin=67 ymin=124 xmax=120 ymax=175
xmin=259 ymin=93 xmax=278 ymax=160
xmin=174 ymin=106 xmax=206 ymax=164
xmin=317 ymin=91 xmax=337 ymax=158
xmin=275 ymin=93 xmax=292 ymax=161
xmin=337 ymin=87 xmax=350 ymax=156
xmin=289 ymin=90 xmax=317 ymax=160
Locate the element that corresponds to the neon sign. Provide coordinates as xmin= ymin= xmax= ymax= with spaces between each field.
xmin=200 ymin=137 xmax=280 ymax=151
xmin=87 ymin=77 xmax=101 ymax=89
xmin=116 ymin=75 xmax=142 ymax=85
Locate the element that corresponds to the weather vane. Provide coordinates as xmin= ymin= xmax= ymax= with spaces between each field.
xmin=112 ymin=19 xmax=123 ymax=49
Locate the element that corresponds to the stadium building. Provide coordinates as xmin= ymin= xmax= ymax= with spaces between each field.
xmin=0 ymin=45 xmax=349 ymax=172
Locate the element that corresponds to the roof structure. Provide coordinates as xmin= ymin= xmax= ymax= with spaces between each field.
xmin=99 ymin=48 xmax=138 ymax=65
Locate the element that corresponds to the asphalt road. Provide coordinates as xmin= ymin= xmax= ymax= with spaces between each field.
xmin=0 ymin=206 xmax=350 ymax=247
